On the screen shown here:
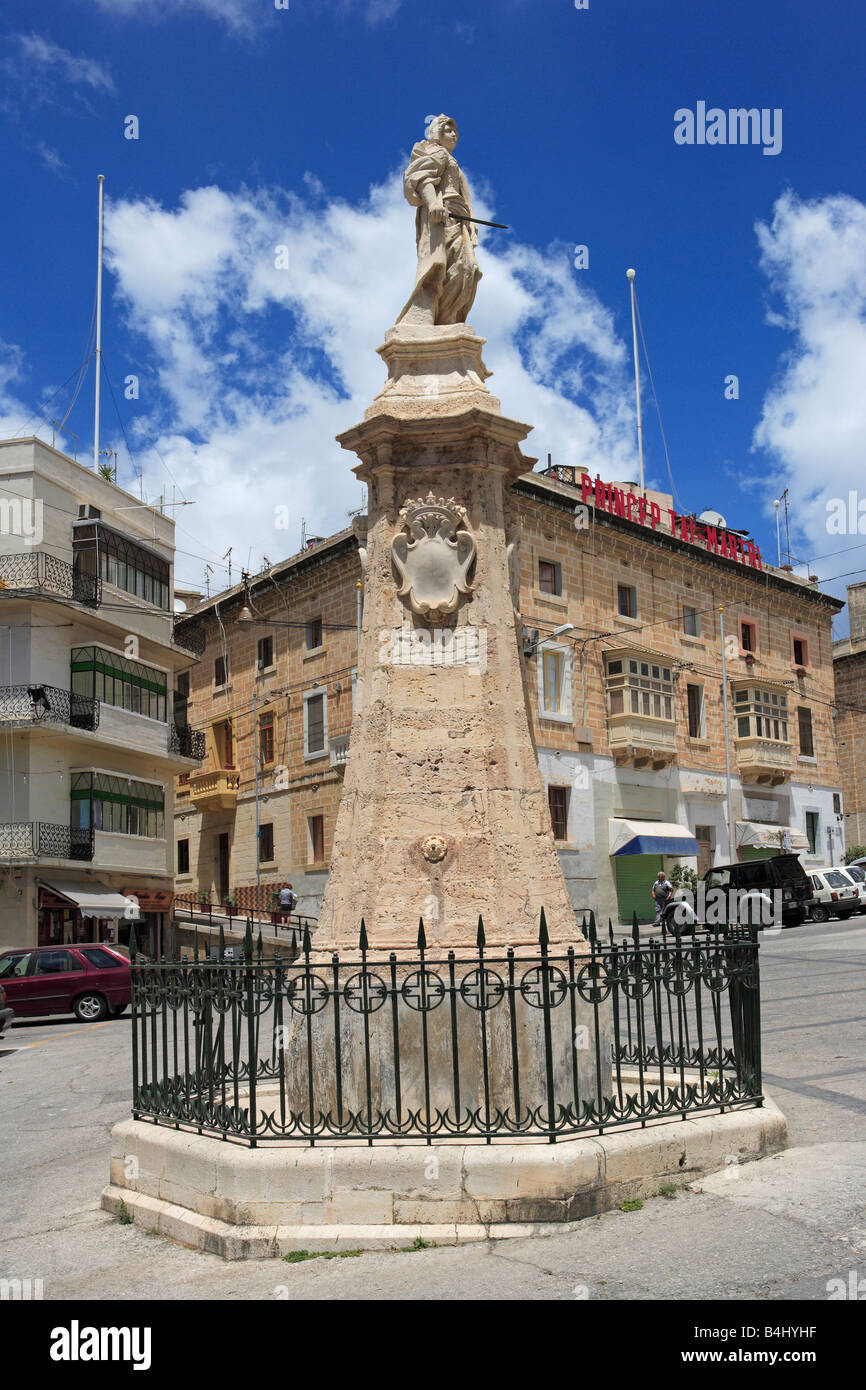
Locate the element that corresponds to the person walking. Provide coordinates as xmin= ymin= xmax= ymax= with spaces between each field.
xmin=651 ymin=870 xmax=673 ymax=926
xmin=278 ymin=883 xmax=297 ymax=924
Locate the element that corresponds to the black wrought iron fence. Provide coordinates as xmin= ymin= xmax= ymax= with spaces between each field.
xmin=128 ymin=912 xmax=762 ymax=1147
xmin=168 ymin=724 xmax=205 ymax=759
xmin=0 ymin=552 xmax=101 ymax=608
xmin=0 ymin=822 xmax=94 ymax=860
xmin=0 ymin=684 xmax=99 ymax=731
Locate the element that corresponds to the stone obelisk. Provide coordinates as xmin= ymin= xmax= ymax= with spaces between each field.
xmin=315 ymin=116 xmax=586 ymax=954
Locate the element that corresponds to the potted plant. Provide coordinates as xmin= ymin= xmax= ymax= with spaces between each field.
xmin=223 ymin=891 xmax=237 ymax=919
xmin=269 ymin=888 xmax=282 ymax=924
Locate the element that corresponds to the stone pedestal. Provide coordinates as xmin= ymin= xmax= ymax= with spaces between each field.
xmin=316 ymin=322 xmax=585 ymax=953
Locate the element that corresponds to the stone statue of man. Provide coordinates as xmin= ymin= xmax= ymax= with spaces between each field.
xmin=397 ymin=115 xmax=482 ymax=327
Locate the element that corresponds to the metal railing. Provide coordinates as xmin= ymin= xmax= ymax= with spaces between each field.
xmin=128 ymin=913 xmax=762 ymax=1147
xmin=172 ymin=616 xmax=206 ymax=657
xmin=0 ymin=552 xmax=101 ymax=608
xmin=0 ymin=822 xmax=94 ymax=861
xmin=0 ymin=684 xmax=99 ymax=732
xmin=172 ymin=896 xmax=318 ymax=939
xmin=168 ymin=724 xmax=205 ymax=760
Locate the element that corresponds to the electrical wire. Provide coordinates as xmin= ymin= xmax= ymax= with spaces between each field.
xmin=633 ymin=286 xmax=682 ymax=513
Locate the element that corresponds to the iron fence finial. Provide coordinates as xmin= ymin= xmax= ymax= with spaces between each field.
xmin=539 ymin=907 xmax=549 ymax=950
xmin=476 ymin=915 xmax=486 ymax=949
xmin=358 ymin=919 xmax=369 ymax=953
xmin=417 ymin=918 xmax=427 ymax=951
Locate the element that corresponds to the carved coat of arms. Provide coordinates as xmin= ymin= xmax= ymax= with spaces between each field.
xmin=391 ymin=494 xmax=476 ymax=622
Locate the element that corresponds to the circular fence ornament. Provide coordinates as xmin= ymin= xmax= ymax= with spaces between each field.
xmin=286 ymin=972 xmax=330 ymax=1015
xmin=343 ymin=970 xmax=388 ymax=1014
xmin=519 ymin=964 xmax=568 ymax=1008
xmin=402 ymin=970 xmax=446 ymax=1011
xmin=460 ymin=967 xmax=504 ymax=1011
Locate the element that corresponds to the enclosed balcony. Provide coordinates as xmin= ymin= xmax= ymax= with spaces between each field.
xmin=189 ymin=769 xmax=240 ymax=812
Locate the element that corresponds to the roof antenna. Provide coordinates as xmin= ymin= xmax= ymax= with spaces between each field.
xmin=627 ymin=268 xmax=644 ymax=492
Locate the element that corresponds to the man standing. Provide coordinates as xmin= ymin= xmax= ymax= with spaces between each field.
xmin=651 ymin=870 xmax=673 ymax=925
xmin=278 ymin=883 xmax=297 ymax=924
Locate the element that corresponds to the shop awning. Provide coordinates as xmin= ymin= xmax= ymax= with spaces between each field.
xmin=736 ymin=821 xmax=809 ymax=851
xmin=609 ymin=819 xmax=700 ymax=857
xmin=39 ymin=879 xmax=135 ymax=919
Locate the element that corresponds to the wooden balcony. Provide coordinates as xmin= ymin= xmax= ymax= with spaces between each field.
xmin=189 ymin=769 xmax=240 ymax=812
xmin=608 ymin=713 xmax=677 ymax=769
xmin=735 ymin=737 xmax=792 ymax=786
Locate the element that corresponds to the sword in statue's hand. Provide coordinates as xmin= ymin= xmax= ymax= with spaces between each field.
xmin=447 ymin=212 xmax=510 ymax=230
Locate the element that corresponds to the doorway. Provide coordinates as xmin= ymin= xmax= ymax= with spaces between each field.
xmin=217 ymin=833 xmax=230 ymax=901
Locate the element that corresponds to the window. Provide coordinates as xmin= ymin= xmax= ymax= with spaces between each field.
xmin=214 ymin=655 xmax=227 ymax=687
xmin=548 ymin=786 xmax=569 ymax=841
xmin=306 ymin=617 xmax=323 ymax=651
xmin=70 ymin=647 xmax=168 ymax=722
xmin=605 ymin=655 xmax=674 ymax=721
xmin=797 ymin=706 xmax=814 ymax=757
xmin=538 ymin=560 xmax=562 ymax=596
xmin=683 ymin=606 xmax=701 ymax=638
xmin=308 ymin=814 xmax=324 ymax=863
xmin=740 ymin=620 xmax=756 ymax=653
xmin=734 ymin=688 xmax=789 ymax=742
xmin=539 ymin=647 xmax=570 ymax=719
xmin=792 ymin=637 xmax=809 ymax=667
xmin=259 ymin=710 xmax=275 ymax=764
xmin=617 ymin=584 xmax=637 ymax=619
xmin=71 ymin=771 xmax=165 ymax=838
xmin=176 ymin=672 xmax=190 ymax=699
xmin=686 ymin=683 xmax=705 ymax=737
xmin=805 ymin=812 xmax=819 ymax=855
xmin=0 ymin=952 xmax=33 ymax=979
xmin=257 ymin=635 xmax=273 ymax=669
xmin=833 ymin=793 xmax=842 ymax=815
xmin=79 ymin=947 xmax=122 ymax=969
xmin=34 ymin=950 xmax=81 ymax=975
xmin=259 ymin=822 xmax=274 ymax=862
xmin=177 ymin=838 xmax=190 ymax=874
xmin=216 ymin=720 xmax=234 ymax=769
xmin=304 ymin=691 xmax=327 ymax=757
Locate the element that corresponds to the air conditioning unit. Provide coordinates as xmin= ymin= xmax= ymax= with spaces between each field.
xmin=77 ymin=504 xmax=102 ymax=521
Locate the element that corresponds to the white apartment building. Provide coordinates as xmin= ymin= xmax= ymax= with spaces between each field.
xmin=0 ymin=438 xmax=204 ymax=954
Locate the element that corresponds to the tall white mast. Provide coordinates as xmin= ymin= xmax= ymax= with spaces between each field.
xmin=93 ymin=173 xmax=105 ymax=473
xmin=627 ymin=268 xmax=644 ymax=491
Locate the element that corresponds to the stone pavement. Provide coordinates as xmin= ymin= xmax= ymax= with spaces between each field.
xmin=1 ymin=916 xmax=864 ymax=1300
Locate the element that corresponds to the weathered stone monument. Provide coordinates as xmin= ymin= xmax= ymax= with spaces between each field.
xmin=103 ymin=122 xmax=785 ymax=1255
xmin=316 ymin=113 xmax=583 ymax=953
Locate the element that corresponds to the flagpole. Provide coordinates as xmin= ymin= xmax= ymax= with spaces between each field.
xmin=627 ymin=268 xmax=644 ymax=492
xmin=93 ymin=174 xmax=105 ymax=473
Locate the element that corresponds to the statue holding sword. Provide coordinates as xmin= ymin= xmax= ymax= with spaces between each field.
xmin=397 ymin=114 xmax=508 ymax=327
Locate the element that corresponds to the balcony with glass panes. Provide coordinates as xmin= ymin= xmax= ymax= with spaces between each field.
xmin=733 ymin=684 xmax=793 ymax=785
xmin=604 ymin=653 xmax=678 ymax=767
xmin=70 ymin=770 xmax=169 ymax=872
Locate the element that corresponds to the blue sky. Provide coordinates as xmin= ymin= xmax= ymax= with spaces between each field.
xmin=1 ymin=0 xmax=865 ymax=622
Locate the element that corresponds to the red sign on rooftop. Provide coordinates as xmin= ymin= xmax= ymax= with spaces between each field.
xmin=580 ymin=473 xmax=763 ymax=570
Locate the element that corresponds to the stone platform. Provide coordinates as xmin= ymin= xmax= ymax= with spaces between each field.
xmin=102 ymin=1097 xmax=787 ymax=1260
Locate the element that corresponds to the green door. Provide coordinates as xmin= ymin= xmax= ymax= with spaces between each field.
xmin=740 ymin=846 xmax=780 ymax=862
xmin=615 ymin=854 xmax=663 ymax=925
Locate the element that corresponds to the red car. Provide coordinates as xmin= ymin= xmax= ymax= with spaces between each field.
xmin=0 ymin=944 xmax=131 ymax=1023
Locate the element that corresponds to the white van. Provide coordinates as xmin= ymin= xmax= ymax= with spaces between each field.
xmin=808 ymin=868 xmax=862 ymax=922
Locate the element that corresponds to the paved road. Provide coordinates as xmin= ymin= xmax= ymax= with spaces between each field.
xmin=1 ymin=916 xmax=865 ymax=1300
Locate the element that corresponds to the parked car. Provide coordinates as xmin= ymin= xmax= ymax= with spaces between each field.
xmin=0 ymin=983 xmax=13 ymax=1039
xmin=808 ymin=868 xmax=863 ymax=921
xmin=842 ymin=864 xmax=866 ymax=903
xmin=664 ymin=854 xmax=814 ymax=930
xmin=0 ymin=944 xmax=131 ymax=1022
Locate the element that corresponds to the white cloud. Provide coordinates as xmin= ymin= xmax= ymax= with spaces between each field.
xmin=753 ymin=191 xmax=866 ymax=583
xmin=102 ymin=170 xmax=637 ymax=590
xmin=5 ymin=33 xmax=115 ymax=94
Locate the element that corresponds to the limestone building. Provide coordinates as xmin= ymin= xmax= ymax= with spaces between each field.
xmin=834 ymin=582 xmax=866 ymax=853
xmin=0 ymin=438 xmax=204 ymax=952
xmin=172 ymin=462 xmax=845 ymax=926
